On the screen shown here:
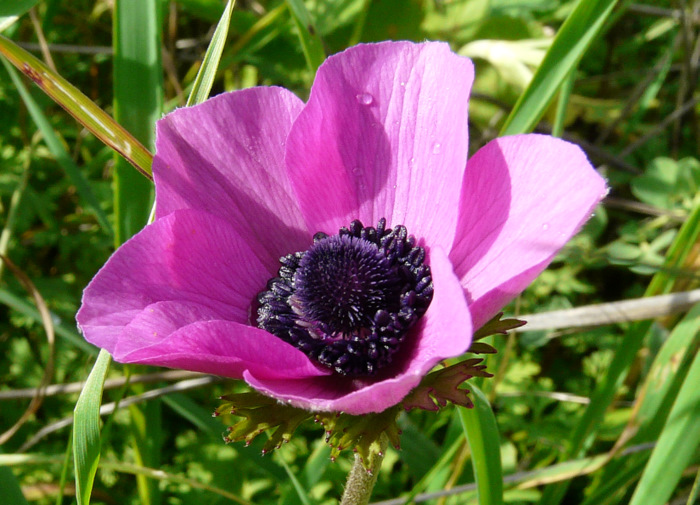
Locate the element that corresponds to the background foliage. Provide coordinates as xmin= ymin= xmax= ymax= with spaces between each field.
xmin=0 ymin=0 xmax=698 ymax=504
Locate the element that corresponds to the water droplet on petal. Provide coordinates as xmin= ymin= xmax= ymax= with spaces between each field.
xmin=356 ymin=93 xmax=373 ymax=105
xmin=542 ymin=223 xmax=550 ymax=231
xmin=432 ymin=142 xmax=442 ymax=155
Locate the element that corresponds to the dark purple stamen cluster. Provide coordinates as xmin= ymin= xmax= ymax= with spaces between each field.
xmin=256 ymin=219 xmax=433 ymax=376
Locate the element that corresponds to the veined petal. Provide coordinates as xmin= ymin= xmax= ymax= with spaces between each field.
xmin=286 ymin=41 xmax=474 ymax=251
xmin=449 ymin=134 xmax=607 ymax=329
xmin=77 ymin=209 xmax=272 ymax=353
xmin=120 ymin=319 xmax=329 ymax=380
xmin=153 ymin=87 xmax=310 ymax=270
xmin=245 ymin=248 xmax=472 ymax=414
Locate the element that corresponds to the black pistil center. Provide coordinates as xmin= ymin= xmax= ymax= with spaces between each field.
xmin=256 ymin=219 xmax=433 ymax=376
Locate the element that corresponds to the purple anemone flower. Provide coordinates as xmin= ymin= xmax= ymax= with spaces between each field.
xmin=77 ymin=41 xmax=606 ymax=415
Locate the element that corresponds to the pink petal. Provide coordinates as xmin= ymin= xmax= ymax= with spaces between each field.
xmin=119 ymin=318 xmax=329 ymax=380
xmin=153 ymin=87 xmax=310 ymax=270
xmin=449 ymin=134 xmax=607 ymax=329
xmin=286 ymin=41 xmax=474 ymax=250
xmin=244 ymin=247 xmax=472 ymax=414
xmin=77 ymin=209 xmax=272 ymax=352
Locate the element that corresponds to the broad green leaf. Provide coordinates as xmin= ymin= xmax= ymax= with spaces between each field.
xmin=73 ymin=349 xmax=111 ymax=505
xmin=1 ymin=59 xmax=113 ymax=235
xmin=187 ymin=0 xmax=235 ymax=106
xmin=0 ymin=35 xmax=153 ymax=177
xmin=460 ymin=385 xmax=503 ymax=505
xmin=500 ymin=0 xmax=619 ymax=135
xmin=285 ymin=0 xmax=325 ymax=73
xmin=629 ymin=350 xmax=700 ymax=505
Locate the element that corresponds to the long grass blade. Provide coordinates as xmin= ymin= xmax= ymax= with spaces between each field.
xmin=0 ymin=35 xmax=153 ymax=177
xmin=112 ymin=3 xmax=164 ymax=504
xmin=459 ymin=385 xmax=503 ymax=505
xmin=73 ymin=349 xmax=111 ymax=505
xmin=628 ymin=349 xmax=700 ymax=505
xmin=284 ymin=0 xmax=325 ymax=73
xmin=187 ymin=0 xmax=235 ymax=106
xmin=500 ymin=0 xmax=619 ymax=135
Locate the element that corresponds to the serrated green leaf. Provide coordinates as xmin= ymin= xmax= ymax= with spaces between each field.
xmin=473 ymin=312 xmax=526 ymax=341
xmin=403 ymin=360 xmax=491 ymax=411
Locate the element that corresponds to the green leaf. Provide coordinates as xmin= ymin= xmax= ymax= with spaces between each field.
xmin=629 ymin=350 xmax=700 ymax=505
xmin=0 ymin=35 xmax=153 ymax=178
xmin=187 ymin=0 xmax=235 ymax=106
xmin=73 ymin=349 xmax=111 ymax=505
xmin=113 ymin=0 xmax=162 ymax=244
xmin=500 ymin=0 xmax=619 ymax=135
xmin=459 ymin=385 xmax=503 ymax=505
xmin=0 ymin=0 xmax=40 ymax=32
xmin=0 ymin=447 xmax=30 ymax=505
xmin=285 ymin=0 xmax=325 ymax=73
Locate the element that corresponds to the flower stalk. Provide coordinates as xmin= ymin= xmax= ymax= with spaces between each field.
xmin=340 ymin=435 xmax=388 ymax=505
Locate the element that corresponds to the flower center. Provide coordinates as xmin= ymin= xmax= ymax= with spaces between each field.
xmin=256 ymin=219 xmax=433 ymax=376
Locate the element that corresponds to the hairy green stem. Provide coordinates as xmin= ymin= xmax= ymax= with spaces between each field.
xmin=340 ymin=436 xmax=388 ymax=505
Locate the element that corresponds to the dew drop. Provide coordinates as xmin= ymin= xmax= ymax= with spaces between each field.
xmin=432 ymin=142 xmax=442 ymax=154
xmin=542 ymin=223 xmax=550 ymax=231
xmin=356 ymin=93 xmax=373 ymax=105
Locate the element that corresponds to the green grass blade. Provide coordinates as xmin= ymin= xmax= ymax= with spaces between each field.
xmin=632 ymin=303 xmax=700 ymax=443
xmin=186 ymin=0 xmax=235 ymax=107
xmin=73 ymin=349 xmax=111 ymax=505
xmin=113 ymin=0 xmax=162 ymax=244
xmin=1 ymin=59 xmax=113 ymax=235
xmin=499 ymin=0 xmax=619 ymax=136
xmin=629 ymin=349 xmax=700 ymax=505
xmin=0 ymin=35 xmax=153 ymax=177
xmin=459 ymin=385 xmax=503 ymax=505
xmin=112 ymin=3 xmax=164 ymax=504
xmin=551 ymin=70 xmax=575 ymax=137
xmin=285 ymin=0 xmax=325 ymax=73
